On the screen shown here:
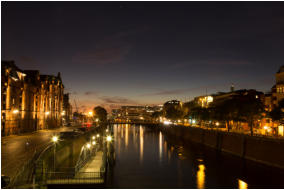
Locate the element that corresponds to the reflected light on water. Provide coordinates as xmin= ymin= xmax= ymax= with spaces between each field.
xmin=125 ymin=124 xmax=129 ymax=147
xmin=238 ymin=179 xmax=248 ymax=189
xmin=159 ymin=132 xmax=163 ymax=162
xmin=197 ymin=164 xmax=206 ymax=189
xmin=140 ymin=126 xmax=144 ymax=162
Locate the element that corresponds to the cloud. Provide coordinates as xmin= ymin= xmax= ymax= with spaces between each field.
xmin=99 ymin=96 xmax=138 ymax=105
xmin=84 ymin=91 xmax=99 ymax=96
xmin=140 ymin=84 xmax=232 ymax=97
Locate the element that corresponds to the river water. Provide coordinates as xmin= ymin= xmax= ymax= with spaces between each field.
xmin=106 ymin=124 xmax=284 ymax=188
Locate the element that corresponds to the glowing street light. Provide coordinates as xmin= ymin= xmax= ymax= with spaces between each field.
xmin=92 ymin=141 xmax=96 ymax=145
xmin=86 ymin=143 xmax=91 ymax=149
xmin=52 ymin=136 xmax=58 ymax=143
xmin=13 ymin=109 xmax=19 ymax=114
xmin=88 ymin=111 xmax=93 ymax=116
xmin=92 ymin=136 xmax=96 ymax=140
xmin=106 ymin=135 xmax=112 ymax=142
xmin=45 ymin=111 xmax=50 ymax=115
xmin=106 ymin=129 xmax=109 ymax=132
xmin=216 ymin=122 xmax=219 ymax=126
xmin=97 ymin=134 xmax=100 ymax=138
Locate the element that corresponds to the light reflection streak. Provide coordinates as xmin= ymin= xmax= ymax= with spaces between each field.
xmin=125 ymin=124 xmax=129 ymax=147
xmin=238 ymin=179 xmax=248 ymax=189
xmin=159 ymin=131 xmax=163 ymax=162
xmin=140 ymin=126 xmax=144 ymax=162
xmin=121 ymin=124 xmax=124 ymax=138
xmin=197 ymin=164 xmax=205 ymax=189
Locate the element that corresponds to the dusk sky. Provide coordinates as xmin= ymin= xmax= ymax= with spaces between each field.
xmin=2 ymin=1 xmax=284 ymax=112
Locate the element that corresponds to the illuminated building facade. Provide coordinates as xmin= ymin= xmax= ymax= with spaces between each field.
xmin=1 ymin=61 xmax=66 ymax=136
xmin=271 ymin=65 xmax=284 ymax=108
xmin=112 ymin=105 xmax=163 ymax=122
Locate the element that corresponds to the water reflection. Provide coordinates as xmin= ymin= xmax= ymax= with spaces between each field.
xmin=125 ymin=124 xmax=129 ymax=147
xmin=197 ymin=164 xmax=206 ymax=189
xmin=238 ymin=179 xmax=248 ymax=189
xmin=109 ymin=124 xmax=284 ymax=189
xmin=140 ymin=125 xmax=144 ymax=162
xmin=159 ymin=131 xmax=163 ymax=162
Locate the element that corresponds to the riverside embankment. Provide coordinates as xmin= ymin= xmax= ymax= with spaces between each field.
xmin=158 ymin=125 xmax=284 ymax=170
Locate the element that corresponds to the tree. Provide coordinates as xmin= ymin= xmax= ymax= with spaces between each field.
xmin=163 ymin=101 xmax=184 ymax=121
xmin=238 ymin=95 xmax=264 ymax=135
xmin=93 ymin=106 xmax=107 ymax=123
xmin=270 ymin=99 xmax=284 ymax=133
xmin=152 ymin=111 xmax=163 ymax=121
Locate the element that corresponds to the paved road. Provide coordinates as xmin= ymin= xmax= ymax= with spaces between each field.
xmin=1 ymin=126 xmax=78 ymax=179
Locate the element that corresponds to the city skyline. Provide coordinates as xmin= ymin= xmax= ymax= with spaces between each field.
xmin=2 ymin=1 xmax=284 ymax=112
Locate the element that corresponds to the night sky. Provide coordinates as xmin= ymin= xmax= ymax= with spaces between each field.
xmin=2 ymin=1 xmax=284 ymax=112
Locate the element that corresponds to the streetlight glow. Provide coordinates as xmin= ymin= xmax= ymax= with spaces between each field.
xmin=106 ymin=135 xmax=112 ymax=142
xmin=97 ymin=134 xmax=100 ymax=137
xmin=92 ymin=136 xmax=96 ymax=140
xmin=13 ymin=109 xmax=19 ymax=114
xmin=88 ymin=111 xmax=93 ymax=116
xmin=45 ymin=111 xmax=50 ymax=115
xmin=86 ymin=143 xmax=91 ymax=149
xmin=92 ymin=141 xmax=96 ymax=145
xmin=52 ymin=136 xmax=58 ymax=143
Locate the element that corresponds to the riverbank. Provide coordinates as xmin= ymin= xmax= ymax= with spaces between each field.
xmin=157 ymin=125 xmax=284 ymax=170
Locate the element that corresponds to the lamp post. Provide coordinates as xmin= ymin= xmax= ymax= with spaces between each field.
xmin=52 ymin=136 xmax=58 ymax=171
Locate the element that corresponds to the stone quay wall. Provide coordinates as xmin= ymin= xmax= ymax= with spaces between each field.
xmin=158 ymin=125 xmax=284 ymax=169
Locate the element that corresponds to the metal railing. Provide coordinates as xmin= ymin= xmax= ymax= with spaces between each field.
xmin=45 ymin=171 xmax=104 ymax=184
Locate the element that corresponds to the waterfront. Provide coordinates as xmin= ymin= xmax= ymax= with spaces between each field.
xmin=106 ymin=124 xmax=284 ymax=188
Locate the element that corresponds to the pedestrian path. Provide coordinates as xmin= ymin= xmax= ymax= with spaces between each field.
xmin=77 ymin=151 xmax=104 ymax=174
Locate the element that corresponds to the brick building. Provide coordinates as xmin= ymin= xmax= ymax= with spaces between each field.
xmin=1 ymin=61 xmax=66 ymax=136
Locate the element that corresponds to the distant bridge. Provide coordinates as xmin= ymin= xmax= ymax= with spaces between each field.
xmin=109 ymin=121 xmax=159 ymax=126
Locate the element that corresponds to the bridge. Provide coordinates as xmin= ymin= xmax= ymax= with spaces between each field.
xmin=109 ymin=118 xmax=159 ymax=126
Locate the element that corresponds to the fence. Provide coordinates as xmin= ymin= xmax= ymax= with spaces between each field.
xmin=44 ymin=171 xmax=104 ymax=184
xmin=7 ymin=142 xmax=53 ymax=188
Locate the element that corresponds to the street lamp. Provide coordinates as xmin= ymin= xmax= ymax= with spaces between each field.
xmin=88 ymin=111 xmax=93 ymax=117
xmin=92 ymin=141 xmax=96 ymax=145
xmin=97 ymin=134 xmax=100 ymax=138
xmin=106 ymin=135 xmax=112 ymax=142
xmin=52 ymin=136 xmax=58 ymax=143
xmin=86 ymin=143 xmax=91 ymax=149
xmin=13 ymin=109 xmax=19 ymax=114
xmin=52 ymin=136 xmax=58 ymax=171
